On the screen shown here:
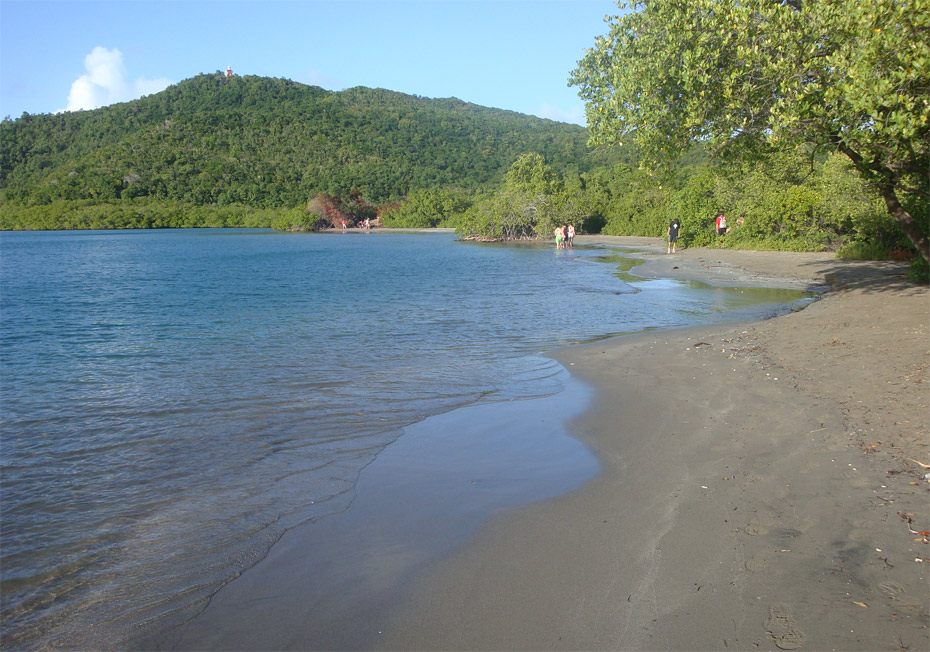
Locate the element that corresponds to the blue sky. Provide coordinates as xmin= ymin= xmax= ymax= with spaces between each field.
xmin=0 ymin=0 xmax=622 ymax=125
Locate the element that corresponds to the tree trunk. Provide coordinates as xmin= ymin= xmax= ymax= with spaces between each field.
xmin=838 ymin=144 xmax=929 ymax=263
xmin=877 ymin=183 xmax=929 ymax=263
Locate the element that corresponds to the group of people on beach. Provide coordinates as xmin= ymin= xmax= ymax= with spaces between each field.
xmin=340 ymin=218 xmax=371 ymax=231
xmin=554 ymin=224 xmax=576 ymax=249
xmin=551 ymin=212 xmax=733 ymax=253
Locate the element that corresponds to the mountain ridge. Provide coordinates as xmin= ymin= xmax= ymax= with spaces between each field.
xmin=0 ymin=73 xmax=597 ymax=208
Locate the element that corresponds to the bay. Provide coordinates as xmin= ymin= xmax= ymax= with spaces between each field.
xmin=0 ymin=229 xmax=813 ymax=649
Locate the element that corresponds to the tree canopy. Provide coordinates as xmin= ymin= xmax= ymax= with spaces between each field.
xmin=455 ymin=153 xmax=592 ymax=240
xmin=570 ymin=0 xmax=930 ymax=261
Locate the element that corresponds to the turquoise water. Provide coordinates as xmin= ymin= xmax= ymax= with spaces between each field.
xmin=0 ymin=229 xmax=813 ymax=648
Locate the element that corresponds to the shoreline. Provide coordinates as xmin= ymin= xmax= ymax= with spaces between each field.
xmin=377 ymin=238 xmax=929 ymax=650
xmin=141 ymin=371 xmax=601 ymax=651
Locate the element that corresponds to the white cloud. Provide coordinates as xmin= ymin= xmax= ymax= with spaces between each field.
xmin=537 ymin=103 xmax=587 ymax=127
xmin=63 ymin=47 xmax=173 ymax=112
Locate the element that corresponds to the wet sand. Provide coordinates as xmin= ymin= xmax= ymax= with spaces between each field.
xmin=377 ymin=238 xmax=929 ymax=651
xmin=141 ymin=375 xmax=601 ymax=650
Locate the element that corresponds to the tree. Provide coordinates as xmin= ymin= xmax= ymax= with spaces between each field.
xmin=570 ymin=0 xmax=930 ymax=261
xmin=380 ymin=188 xmax=472 ymax=228
xmin=456 ymin=153 xmax=593 ymax=240
xmin=306 ymin=193 xmax=348 ymax=229
xmin=503 ymin=152 xmax=561 ymax=195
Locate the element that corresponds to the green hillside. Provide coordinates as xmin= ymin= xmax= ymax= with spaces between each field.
xmin=0 ymin=73 xmax=596 ymax=214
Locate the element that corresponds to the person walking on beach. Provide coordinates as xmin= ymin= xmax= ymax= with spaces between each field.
xmin=554 ymin=225 xmax=564 ymax=249
xmin=667 ymin=218 xmax=681 ymax=254
xmin=715 ymin=212 xmax=728 ymax=235
xmin=567 ymin=224 xmax=575 ymax=248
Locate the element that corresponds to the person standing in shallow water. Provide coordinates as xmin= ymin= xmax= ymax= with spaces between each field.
xmin=667 ymin=218 xmax=681 ymax=254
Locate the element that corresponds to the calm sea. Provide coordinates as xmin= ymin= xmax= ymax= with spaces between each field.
xmin=0 ymin=229 xmax=812 ymax=649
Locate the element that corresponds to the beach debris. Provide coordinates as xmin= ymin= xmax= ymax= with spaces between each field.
xmin=905 ymin=457 xmax=930 ymax=469
xmin=853 ymin=601 xmax=869 ymax=608
xmin=898 ymin=512 xmax=930 ymax=536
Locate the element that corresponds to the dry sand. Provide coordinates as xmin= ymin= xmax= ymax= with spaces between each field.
xmin=377 ymin=238 xmax=929 ymax=651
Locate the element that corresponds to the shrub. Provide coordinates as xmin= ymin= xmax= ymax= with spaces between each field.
xmin=908 ymin=256 xmax=929 ymax=284
xmin=836 ymin=241 xmax=893 ymax=260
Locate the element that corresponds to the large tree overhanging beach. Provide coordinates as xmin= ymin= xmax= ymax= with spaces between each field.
xmin=570 ymin=0 xmax=930 ymax=262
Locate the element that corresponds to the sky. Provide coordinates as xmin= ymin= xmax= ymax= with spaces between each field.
xmin=0 ymin=0 xmax=623 ymax=126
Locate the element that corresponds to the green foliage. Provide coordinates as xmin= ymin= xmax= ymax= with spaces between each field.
xmin=503 ymin=152 xmax=561 ymax=195
xmin=0 ymin=74 xmax=600 ymax=229
xmin=599 ymin=170 xmax=670 ymax=236
xmin=0 ymin=198 xmax=277 ymax=230
xmin=815 ymin=153 xmax=900 ymax=247
xmin=836 ymin=241 xmax=893 ymax=261
xmin=585 ymin=143 xmax=900 ymax=255
xmin=570 ymin=0 xmax=930 ymax=260
xmin=380 ymin=187 xmax=473 ymax=228
xmin=909 ymin=256 xmax=930 ymax=284
xmin=667 ymin=167 xmax=717 ymax=231
xmin=455 ymin=155 xmax=593 ymax=241
xmin=457 ymin=190 xmax=543 ymax=240
xmin=269 ymin=206 xmax=323 ymax=232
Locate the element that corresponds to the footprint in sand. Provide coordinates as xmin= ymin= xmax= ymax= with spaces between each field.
xmin=765 ymin=603 xmax=806 ymax=650
xmin=878 ymin=581 xmax=905 ymax=599
xmin=744 ymin=553 xmax=771 ymax=572
xmin=744 ymin=516 xmax=776 ymax=536
xmin=877 ymin=582 xmax=926 ymax=616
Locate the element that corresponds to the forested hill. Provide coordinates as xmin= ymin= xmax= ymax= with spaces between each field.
xmin=0 ymin=73 xmax=595 ymax=208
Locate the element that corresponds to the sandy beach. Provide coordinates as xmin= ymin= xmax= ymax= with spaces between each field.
xmin=377 ymin=237 xmax=929 ymax=651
